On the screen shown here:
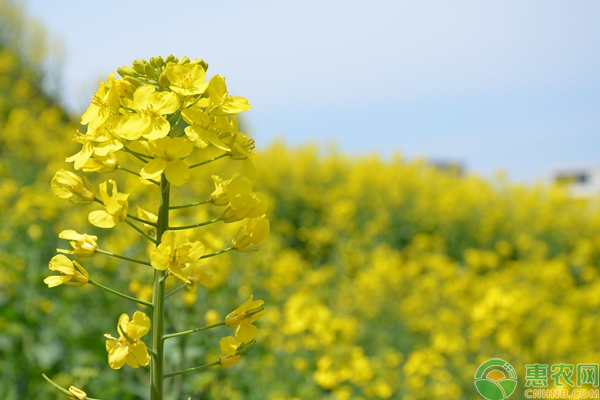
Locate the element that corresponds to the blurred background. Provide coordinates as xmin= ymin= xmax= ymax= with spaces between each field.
xmin=1 ymin=0 xmax=600 ymax=399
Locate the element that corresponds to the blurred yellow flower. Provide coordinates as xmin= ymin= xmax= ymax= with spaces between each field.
xmin=57 ymin=229 xmax=98 ymax=257
xmin=183 ymin=262 xmax=214 ymax=292
xmin=104 ymin=311 xmax=151 ymax=369
xmin=225 ymin=295 xmax=265 ymax=343
xmin=205 ymin=309 xmax=222 ymax=326
xmin=221 ymin=192 xmax=268 ymax=223
xmin=44 ymin=255 xmax=89 ymax=288
xmin=232 ymin=217 xmax=270 ymax=252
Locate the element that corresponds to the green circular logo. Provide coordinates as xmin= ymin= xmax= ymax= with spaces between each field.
xmin=474 ymin=359 xmax=518 ymax=400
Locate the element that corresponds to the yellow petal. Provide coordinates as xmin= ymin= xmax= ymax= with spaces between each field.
xmin=132 ymin=85 xmax=156 ymax=109
xmin=160 ymin=230 xmax=189 ymax=249
xmin=143 ymin=116 xmax=170 ymax=140
xmin=140 ymin=158 xmax=168 ymax=180
xmin=182 ymin=241 xmax=205 ymax=262
xmin=48 ymin=254 xmax=76 ymax=274
xmin=150 ymin=247 xmax=171 ymax=271
xmin=220 ymin=97 xmax=251 ymax=115
xmin=116 ymin=113 xmax=151 ymax=140
xmin=108 ymin=344 xmax=128 ymax=369
xmin=43 ymin=275 xmax=71 ymax=288
xmin=184 ymin=125 xmax=211 ymax=148
xmin=219 ymin=336 xmax=240 ymax=355
xmin=165 ymin=137 xmax=194 ymax=160
xmin=129 ymin=341 xmax=150 ymax=367
xmin=235 ymin=322 xmax=258 ymax=343
xmin=165 ymin=160 xmax=190 ymax=186
xmin=127 ymin=311 xmax=150 ymax=339
xmin=89 ymin=210 xmax=117 ymax=228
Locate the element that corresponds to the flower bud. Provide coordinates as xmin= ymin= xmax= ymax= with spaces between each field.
xmin=144 ymin=63 xmax=155 ymax=78
xmin=149 ymin=56 xmax=165 ymax=68
xmin=117 ymin=66 xmax=138 ymax=77
xmin=190 ymin=58 xmax=209 ymax=71
xmin=68 ymin=386 xmax=87 ymax=400
xmin=178 ymin=56 xmax=190 ymax=65
xmin=159 ymin=71 xmax=170 ymax=88
xmin=133 ymin=59 xmax=146 ymax=73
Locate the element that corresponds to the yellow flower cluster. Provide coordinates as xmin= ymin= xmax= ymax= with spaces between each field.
xmin=38 ymin=55 xmax=270 ymax=399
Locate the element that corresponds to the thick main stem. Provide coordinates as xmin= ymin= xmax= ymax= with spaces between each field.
xmin=151 ymin=174 xmax=170 ymax=400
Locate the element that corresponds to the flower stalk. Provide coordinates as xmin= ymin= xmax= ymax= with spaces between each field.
xmin=151 ymin=174 xmax=170 ymax=400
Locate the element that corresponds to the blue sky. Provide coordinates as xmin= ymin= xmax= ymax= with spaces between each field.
xmin=27 ymin=0 xmax=600 ymax=181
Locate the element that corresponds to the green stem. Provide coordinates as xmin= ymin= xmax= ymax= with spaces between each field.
xmin=96 ymin=248 xmax=152 ymax=266
xmin=42 ymin=374 xmax=104 ymax=400
xmin=151 ymin=174 xmax=170 ymax=400
xmin=122 ymin=147 xmax=152 ymax=163
xmin=201 ymin=246 xmax=233 ymax=260
xmin=127 ymin=213 xmax=158 ymax=227
xmin=116 ymin=165 xmax=159 ymax=186
xmin=165 ymin=283 xmax=188 ymax=299
xmin=189 ymin=153 xmax=228 ymax=169
xmin=169 ymin=199 xmax=211 ymax=210
xmin=163 ymin=322 xmax=226 ymax=340
xmin=169 ymin=217 xmax=222 ymax=231
xmin=125 ymin=219 xmax=159 ymax=244
xmin=88 ymin=279 xmax=152 ymax=308
xmin=163 ymin=361 xmax=220 ymax=379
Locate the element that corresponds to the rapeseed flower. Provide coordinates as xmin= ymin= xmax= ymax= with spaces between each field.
xmin=104 ymin=311 xmax=151 ymax=369
xmin=219 ymin=336 xmax=241 ymax=367
xmin=81 ymin=73 xmax=120 ymax=131
xmin=44 ymin=255 xmax=89 ymax=288
xmin=165 ymin=62 xmax=208 ymax=96
xmin=57 ymin=230 xmax=98 ymax=257
xmin=150 ymin=231 xmax=204 ymax=283
xmin=89 ymin=180 xmax=129 ymax=228
xmin=206 ymin=75 xmax=251 ymax=116
xmin=225 ymin=295 xmax=265 ymax=343
xmin=51 ymin=169 xmax=95 ymax=204
xmin=116 ymin=84 xmax=178 ymax=140
xmin=139 ymin=136 xmax=194 ymax=186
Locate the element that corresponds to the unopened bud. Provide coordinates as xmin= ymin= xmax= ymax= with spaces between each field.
xmin=132 ymin=60 xmax=146 ymax=73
